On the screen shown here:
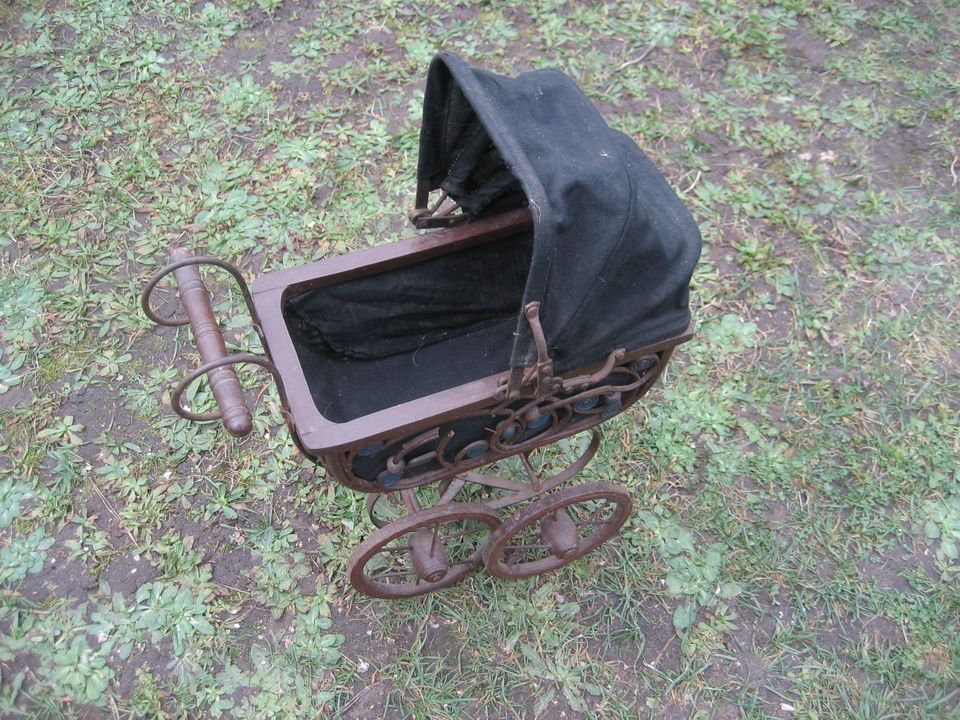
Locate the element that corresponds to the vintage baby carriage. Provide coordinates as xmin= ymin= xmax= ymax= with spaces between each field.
xmin=142 ymin=53 xmax=701 ymax=599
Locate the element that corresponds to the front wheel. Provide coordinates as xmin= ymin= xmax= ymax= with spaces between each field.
xmin=482 ymin=482 xmax=632 ymax=579
xmin=347 ymin=503 xmax=501 ymax=599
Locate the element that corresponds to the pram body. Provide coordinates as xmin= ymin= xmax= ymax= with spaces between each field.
xmin=142 ymin=53 xmax=701 ymax=598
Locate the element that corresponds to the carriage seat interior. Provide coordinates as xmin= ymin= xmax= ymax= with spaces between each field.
xmin=283 ymin=229 xmax=532 ymax=424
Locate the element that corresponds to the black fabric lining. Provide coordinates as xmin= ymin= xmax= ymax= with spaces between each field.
xmin=283 ymin=231 xmax=533 ymax=423
xmin=442 ymin=124 xmax=491 ymax=196
xmin=286 ymin=232 xmax=532 ymax=361
xmin=287 ymin=316 xmax=516 ymax=424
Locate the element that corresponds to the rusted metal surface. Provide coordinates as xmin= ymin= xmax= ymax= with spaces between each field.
xmin=141 ymin=253 xmax=258 ymax=327
xmin=513 ymin=302 xmax=560 ymax=397
xmin=169 ymin=353 xmax=287 ymax=426
xmin=409 ymin=184 xmax=470 ymax=228
xmin=409 ymin=188 xmax=469 ymax=228
xmin=561 ymin=348 xmax=627 ymax=394
xmin=540 ymin=509 xmax=579 ymax=560
xmin=364 ymin=429 xmax=601 ymax=529
xmin=409 ymin=529 xmax=450 ymax=582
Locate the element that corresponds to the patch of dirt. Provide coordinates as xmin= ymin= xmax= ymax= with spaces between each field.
xmin=859 ymin=555 xmax=915 ymax=594
xmin=732 ymin=651 xmax=772 ymax=688
xmin=338 ymin=679 xmax=400 ymax=720
xmin=870 ymin=124 xmax=941 ymax=193
xmin=101 ymin=550 xmax=156 ymax=600
xmin=60 ymin=382 xmax=145 ymax=463
xmin=762 ymin=498 xmax=796 ymax=546
xmin=333 ymin=605 xmax=403 ymax=670
xmin=753 ymin=304 xmax=796 ymax=343
xmin=735 ymin=588 xmax=795 ymax=645
xmin=859 ymin=613 xmax=906 ymax=647
xmin=622 ymin=599 xmax=684 ymax=674
xmin=783 ymin=19 xmax=834 ymax=71
xmin=17 ymin=525 xmax=98 ymax=605
xmin=330 ymin=605 xmax=409 ymax=719
xmin=0 ymin=383 xmax=34 ymax=413
xmin=113 ymin=643 xmax=170 ymax=698
xmin=211 ymin=547 xmax=256 ymax=588
xmin=196 ymin=2 xmax=332 ymax=112
xmin=698 ymin=47 xmax=730 ymax=76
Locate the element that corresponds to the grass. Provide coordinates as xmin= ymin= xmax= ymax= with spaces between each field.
xmin=1 ymin=0 xmax=958 ymax=718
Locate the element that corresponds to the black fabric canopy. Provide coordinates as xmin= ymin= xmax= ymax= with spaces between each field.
xmin=417 ymin=52 xmax=701 ymax=375
xmin=284 ymin=53 xmax=701 ymax=423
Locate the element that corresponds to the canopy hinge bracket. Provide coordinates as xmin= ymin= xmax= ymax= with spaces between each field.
xmin=497 ymin=304 xmax=627 ymax=400
xmin=410 ymin=184 xmax=470 ymax=229
xmin=497 ymin=302 xmax=562 ymax=399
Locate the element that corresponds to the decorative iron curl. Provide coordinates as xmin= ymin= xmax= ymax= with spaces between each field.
xmin=140 ymin=256 xmax=256 ymax=327
xmin=170 ymin=353 xmax=287 ymax=430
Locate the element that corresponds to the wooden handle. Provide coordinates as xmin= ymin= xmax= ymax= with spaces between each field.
xmin=170 ymin=249 xmax=253 ymax=437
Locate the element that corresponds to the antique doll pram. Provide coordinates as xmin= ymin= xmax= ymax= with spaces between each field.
xmin=142 ymin=53 xmax=701 ymax=599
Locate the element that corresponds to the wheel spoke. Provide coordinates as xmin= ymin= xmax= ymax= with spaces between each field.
xmin=370 ymin=570 xmax=417 ymax=581
xmin=440 ymin=526 xmax=489 ymax=542
xmin=378 ymin=544 xmax=413 ymax=553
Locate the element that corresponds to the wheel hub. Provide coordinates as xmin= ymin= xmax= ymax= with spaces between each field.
xmin=409 ymin=528 xmax=450 ymax=582
xmin=540 ymin=510 xmax=579 ymax=560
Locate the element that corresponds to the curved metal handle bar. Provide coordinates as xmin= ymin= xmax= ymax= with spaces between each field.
xmin=170 ymin=353 xmax=287 ymax=437
xmin=140 ymin=255 xmax=255 ymax=327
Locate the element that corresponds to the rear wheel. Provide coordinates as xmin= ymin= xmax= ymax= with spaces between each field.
xmin=482 ymin=482 xmax=632 ymax=579
xmin=348 ymin=503 xmax=501 ymax=599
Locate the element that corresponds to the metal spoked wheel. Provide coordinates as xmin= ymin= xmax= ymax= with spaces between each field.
xmin=347 ymin=503 xmax=501 ymax=599
xmin=482 ymin=482 xmax=632 ymax=579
